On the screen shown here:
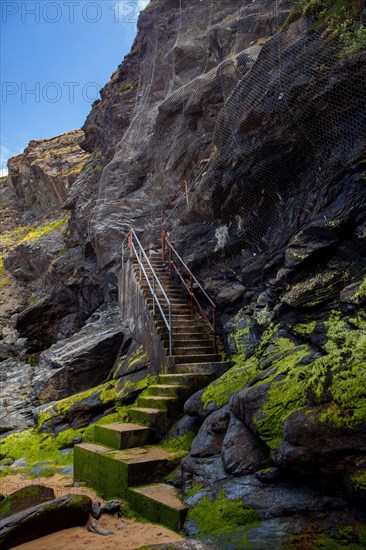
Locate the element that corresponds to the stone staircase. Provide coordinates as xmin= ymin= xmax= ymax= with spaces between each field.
xmin=74 ymin=255 xmax=231 ymax=531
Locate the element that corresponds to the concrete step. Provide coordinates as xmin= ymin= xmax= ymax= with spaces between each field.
xmin=147 ymin=297 xmax=187 ymax=305
xmin=157 ymin=318 xmax=204 ymax=326
xmin=74 ymin=443 xmax=186 ymax=499
xmin=158 ymin=373 xmax=215 ymax=386
xmin=159 ymin=325 xmax=208 ymax=335
xmin=162 ymin=339 xmax=214 ymax=349
xmin=165 ymin=333 xmax=212 ymax=341
xmin=128 ymin=407 xmax=170 ymax=433
xmin=172 ymin=346 xmax=215 ymax=356
xmin=148 ymin=303 xmax=192 ymax=313
xmin=173 ymin=361 xmax=233 ymax=377
xmin=94 ymin=423 xmax=154 ymax=450
xmin=128 ymin=483 xmax=189 ymax=531
xmin=170 ymin=353 xmax=221 ymax=365
xmin=137 ymin=395 xmax=179 ymax=413
xmin=140 ymin=285 xmax=183 ymax=297
xmin=146 ymin=384 xmax=186 ymax=398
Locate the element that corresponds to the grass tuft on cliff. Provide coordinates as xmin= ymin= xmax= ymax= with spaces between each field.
xmin=284 ymin=0 xmax=366 ymax=55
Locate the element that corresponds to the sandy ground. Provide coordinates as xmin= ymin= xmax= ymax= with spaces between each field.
xmin=0 ymin=474 xmax=184 ymax=550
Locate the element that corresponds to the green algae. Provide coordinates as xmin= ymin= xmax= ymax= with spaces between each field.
xmin=0 ymin=216 xmax=70 ymax=251
xmin=0 ymin=429 xmax=74 ymax=478
xmin=201 ymin=355 xmax=257 ymax=410
xmin=284 ymin=0 xmax=365 ymax=45
xmin=352 ymin=471 xmax=366 ymax=491
xmin=253 ymin=346 xmax=312 ymax=449
xmin=187 ymin=490 xmax=259 ymax=539
xmin=113 ymin=345 xmax=148 ymax=378
xmin=293 ymin=320 xmax=316 ymax=336
xmin=162 ymin=431 xmax=197 ymax=452
xmin=286 ymin=523 xmax=366 ymax=550
xmin=185 ymin=482 xmax=204 ymax=499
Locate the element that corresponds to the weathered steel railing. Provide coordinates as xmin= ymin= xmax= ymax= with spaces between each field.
xmin=122 ymin=228 xmax=173 ymax=355
xmin=161 ymin=228 xmax=217 ymax=352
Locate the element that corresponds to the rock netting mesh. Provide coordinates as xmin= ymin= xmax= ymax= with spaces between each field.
xmin=87 ymin=0 xmax=366 ymax=270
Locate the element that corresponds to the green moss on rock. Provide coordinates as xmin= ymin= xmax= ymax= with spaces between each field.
xmin=201 ymin=355 xmax=257 ymax=410
xmin=352 ymin=471 xmax=366 ymax=491
xmin=162 ymin=431 xmax=197 ymax=452
xmin=187 ymin=490 xmax=259 ymax=538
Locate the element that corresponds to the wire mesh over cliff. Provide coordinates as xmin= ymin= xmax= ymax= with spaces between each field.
xmin=86 ymin=0 xmax=366 ymax=272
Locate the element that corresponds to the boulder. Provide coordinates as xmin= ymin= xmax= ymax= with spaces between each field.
xmin=184 ymin=389 xmax=214 ymax=420
xmin=273 ymin=408 xmax=366 ymax=470
xmin=4 ymin=230 xmax=65 ymax=283
xmin=222 ymin=415 xmax=270 ymax=475
xmin=0 ymin=485 xmax=55 ymax=519
xmin=29 ymin=305 xmax=125 ymax=405
xmin=0 ymin=493 xmax=92 ymax=549
xmin=190 ymin=406 xmax=230 ymax=458
xmin=0 ymin=359 xmax=34 ymax=434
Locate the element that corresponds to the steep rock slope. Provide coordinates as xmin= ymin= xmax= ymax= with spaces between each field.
xmin=0 ymin=0 xmax=365 ymax=545
xmin=8 ymin=130 xmax=90 ymax=216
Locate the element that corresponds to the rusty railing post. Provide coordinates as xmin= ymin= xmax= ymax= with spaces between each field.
xmin=169 ymin=246 xmax=173 ymax=280
xmin=161 ymin=214 xmax=166 ymax=262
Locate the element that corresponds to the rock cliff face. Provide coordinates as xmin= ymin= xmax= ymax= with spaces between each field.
xmin=8 ymin=130 xmax=90 ymax=216
xmin=0 ymin=0 xmax=365 ymax=546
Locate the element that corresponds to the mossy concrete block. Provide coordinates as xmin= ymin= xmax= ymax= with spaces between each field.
xmin=0 ymin=485 xmax=55 ymax=520
xmin=74 ymin=443 xmax=186 ymax=498
xmin=127 ymin=483 xmax=189 ymax=531
xmin=94 ymin=422 xmax=154 ymax=450
xmin=138 ymin=395 xmax=179 ymax=413
xmin=146 ymin=384 xmax=186 ymax=398
xmin=128 ymin=407 xmax=169 ymax=433
xmin=74 ymin=443 xmax=129 ymax=498
xmin=159 ymin=373 xmax=216 ymax=391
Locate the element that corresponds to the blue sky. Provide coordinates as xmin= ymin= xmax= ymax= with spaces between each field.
xmin=0 ymin=0 xmax=149 ymax=175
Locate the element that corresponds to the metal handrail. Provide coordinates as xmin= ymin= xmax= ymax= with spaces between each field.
xmin=122 ymin=228 xmax=173 ymax=355
xmin=162 ymin=229 xmax=217 ymax=352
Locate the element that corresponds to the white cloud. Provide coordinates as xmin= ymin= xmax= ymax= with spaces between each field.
xmin=0 ymin=143 xmax=24 ymax=177
xmin=138 ymin=0 xmax=150 ymax=10
xmin=112 ymin=0 xmax=150 ymax=23
xmin=0 ymin=145 xmax=10 ymax=177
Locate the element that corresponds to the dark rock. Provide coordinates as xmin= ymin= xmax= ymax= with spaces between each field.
xmin=4 ymin=230 xmax=65 ymax=283
xmin=225 ymin=313 xmax=261 ymax=356
xmin=222 ymin=415 xmax=270 ymax=475
xmin=0 ymin=359 xmax=34 ymax=433
xmin=0 ymin=341 xmax=15 ymax=361
xmin=182 ymin=453 xmax=230 ymax=490
xmin=165 ymin=415 xmax=202 ymax=440
xmin=147 ymin=542 xmax=221 ymax=549
xmin=29 ymin=305 xmax=124 ymax=405
xmin=284 ymin=218 xmax=343 ymax=270
xmin=190 ymin=406 xmax=230 ymax=458
xmin=166 ymin=466 xmax=184 ymax=489
xmin=15 ymin=294 xmax=81 ymax=353
xmin=7 ymin=131 xmax=89 ymax=215
xmin=111 ymin=341 xmax=148 ymax=379
xmin=184 ymin=390 xmax=215 ymax=420
xmin=87 ymin=519 xmax=113 ymax=536
xmin=281 ymin=269 xmax=347 ymax=309
xmin=342 ymin=456 xmax=366 ymax=506
xmin=340 ymin=280 xmax=366 ymax=306
xmin=91 ymin=501 xmax=103 ymax=520
xmin=255 ymin=467 xmax=286 ymax=484
xmin=0 ymin=493 xmax=92 ymax=549
xmin=273 ymin=408 xmax=366 ymax=471
xmin=101 ymin=500 xmax=122 ymax=515
xmin=0 ymin=486 xmax=55 ymax=519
